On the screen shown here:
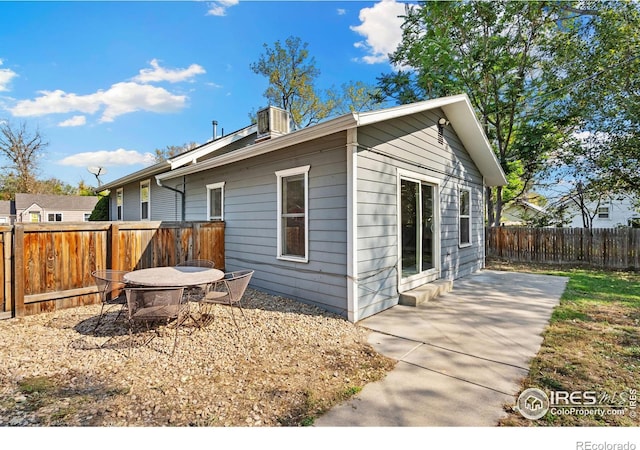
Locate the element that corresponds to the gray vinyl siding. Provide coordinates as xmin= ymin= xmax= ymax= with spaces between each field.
xmin=118 ymin=184 xmax=140 ymax=221
xmin=110 ymin=177 xmax=182 ymax=221
xmin=180 ymin=132 xmax=349 ymax=317
xmin=355 ymin=108 xmax=485 ymax=319
xmin=152 ymin=179 xmax=184 ymax=221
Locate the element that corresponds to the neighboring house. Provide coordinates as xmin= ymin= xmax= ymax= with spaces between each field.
xmin=101 ymin=94 xmax=507 ymax=322
xmin=0 ymin=201 xmax=13 ymax=224
xmin=14 ymin=193 xmax=99 ymax=223
xmin=501 ymin=199 xmax=548 ymax=226
xmin=565 ymin=195 xmax=640 ymax=228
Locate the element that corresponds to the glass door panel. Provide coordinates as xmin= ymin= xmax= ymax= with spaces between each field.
xmin=421 ymin=184 xmax=434 ymax=270
xmin=400 ymin=179 xmax=418 ymax=278
xmin=400 ymin=178 xmax=436 ymax=279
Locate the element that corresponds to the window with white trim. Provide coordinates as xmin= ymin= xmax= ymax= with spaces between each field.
xmin=47 ymin=213 xmax=63 ymax=222
xmin=116 ymin=188 xmax=123 ymax=221
xmin=276 ymin=165 xmax=310 ymax=262
xmin=206 ymin=182 xmax=225 ymax=221
xmin=459 ymin=188 xmax=471 ymax=247
xmin=140 ymin=180 xmax=150 ymax=220
xmin=597 ymin=206 xmax=610 ymax=219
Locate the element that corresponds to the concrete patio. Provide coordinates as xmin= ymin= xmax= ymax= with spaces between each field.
xmin=315 ymin=269 xmax=569 ymax=426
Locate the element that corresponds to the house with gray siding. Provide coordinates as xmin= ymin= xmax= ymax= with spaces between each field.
xmin=101 ymin=95 xmax=506 ymax=322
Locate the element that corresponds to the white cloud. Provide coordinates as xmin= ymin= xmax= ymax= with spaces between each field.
xmin=351 ymin=0 xmax=408 ymax=64
xmin=98 ymin=82 xmax=186 ymax=122
xmin=337 ymin=8 xmax=347 ymax=16
xmin=134 ymin=59 xmax=206 ymax=84
xmin=58 ymin=115 xmax=87 ymax=127
xmin=9 ymin=82 xmax=186 ymax=123
xmin=0 ymin=59 xmax=18 ymax=92
xmin=58 ymin=148 xmax=156 ymax=168
xmin=206 ymin=0 xmax=239 ymax=17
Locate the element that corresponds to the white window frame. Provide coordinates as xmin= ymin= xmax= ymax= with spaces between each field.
xmin=597 ymin=205 xmax=610 ymax=219
xmin=83 ymin=213 xmax=91 ymax=222
xmin=276 ymin=165 xmax=310 ymax=263
xmin=140 ymin=180 xmax=150 ymax=221
xmin=459 ymin=187 xmax=472 ymax=248
xmin=116 ymin=188 xmax=123 ymax=221
xmin=397 ymin=169 xmax=441 ymax=292
xmin=206 ymin=182 xmax=225 ymax=221
xmin=47 ymin=212 xmax=63 ymax=222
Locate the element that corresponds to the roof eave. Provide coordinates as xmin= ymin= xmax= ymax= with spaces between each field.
xmin=157 ymin=113 xmax=357 ymax=182
xmin=168 ymin=124 xmax=258 ymax=170
xmin=100 ymin=161 xmax=171 ymax=191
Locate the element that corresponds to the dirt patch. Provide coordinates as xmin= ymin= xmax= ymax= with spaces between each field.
xmin=0 ymin=289 xmax=395 ymax=426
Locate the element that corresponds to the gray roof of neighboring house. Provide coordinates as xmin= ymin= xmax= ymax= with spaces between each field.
xmin=0 ymin=200 xmax=11 ymax=215
xmin=14 ymin=193 xmax=99 ymax=211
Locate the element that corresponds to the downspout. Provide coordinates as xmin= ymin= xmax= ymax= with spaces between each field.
xmin=346 ymin=128 xmax=358 ymax=323
xmin=155 ymin=176 xmax=186 ymax=221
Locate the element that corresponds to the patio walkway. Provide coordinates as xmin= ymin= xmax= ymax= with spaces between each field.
xmin=315 ymin=269 xmax=569 ymax=426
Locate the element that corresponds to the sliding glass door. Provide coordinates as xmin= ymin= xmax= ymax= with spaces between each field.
xmin=399 ymin=171 xmax=439 ymax=290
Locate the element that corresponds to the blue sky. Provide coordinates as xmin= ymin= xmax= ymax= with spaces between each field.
xmin=0 ymin=0 xmax=410 ymax=188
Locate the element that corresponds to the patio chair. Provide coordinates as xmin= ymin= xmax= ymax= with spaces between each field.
xmin=125 ymin=286 xmax=188 ymax=356
xmin=196 ymin=270 xmax=254 ymax=329
xmin=176 ymin=259 xmax=217 ymax=301
xmin=91 ymin=269 xmax=130 ymax=331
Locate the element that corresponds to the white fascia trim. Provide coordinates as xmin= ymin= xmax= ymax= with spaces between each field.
xmin=441 ymin=98 xmax=507 ymax=186
xmin=355 ymin=93 xmax=469 ymax=126
xmin=168 ymin=125 xmax=257 ymax=170
xmin=346 ymin=128 xmax=358 ymax=323
xmin=355 ymin=94 xmax=507 ymax=187
xmin=157 ymin=115 xmax=357 ymax=182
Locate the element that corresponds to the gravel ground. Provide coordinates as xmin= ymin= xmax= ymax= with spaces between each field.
xmin=0 ymin=288 xmax=395 ymax=427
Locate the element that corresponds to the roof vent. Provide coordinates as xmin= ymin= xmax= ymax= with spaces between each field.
xmin=256 ymin=106 xmax=290 ymax=142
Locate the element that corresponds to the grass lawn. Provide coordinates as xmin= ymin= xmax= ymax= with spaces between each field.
xmin=487 ymin=259 xmax=640 ymax=426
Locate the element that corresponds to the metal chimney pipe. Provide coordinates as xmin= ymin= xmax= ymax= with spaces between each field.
xmin=212 ymin=120 xmax=218 ymax=140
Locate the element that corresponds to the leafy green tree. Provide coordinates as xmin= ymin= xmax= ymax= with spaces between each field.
xmin=250 ymin=36 xmax=384 ymax=128
xmin=250 ymin=36 xmax=329 ymax=128
xmin=378 ymin=1 xmax=580 ymax=226
xmin=89 ymin=195 xmax=109 ymax=221
xmin=334 ymin=81 xmax=385 ymax=114
xmin=548 ymin=1 xmax=640 ymax=197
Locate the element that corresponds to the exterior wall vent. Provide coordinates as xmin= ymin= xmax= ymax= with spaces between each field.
xmin=256 ymin=106 xmax=291 ymax=142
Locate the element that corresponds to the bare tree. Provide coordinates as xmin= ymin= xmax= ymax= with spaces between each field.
xmin=154 ymin=142 xmax=198 ymax=163
xmin=0 ymin=120 xmax=47 ymax=194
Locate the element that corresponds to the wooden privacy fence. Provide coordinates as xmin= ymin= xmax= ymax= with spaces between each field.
xmin=487 ymin=227 xmax=640 ymax=270
xmin=1 ymin=221 xmax=224 ymax=318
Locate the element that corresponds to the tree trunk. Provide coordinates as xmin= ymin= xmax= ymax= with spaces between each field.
xmin=486 ymin=186 xmax=495 ymax=227
xmin=494 ymin=186 xmax=504 ymax=227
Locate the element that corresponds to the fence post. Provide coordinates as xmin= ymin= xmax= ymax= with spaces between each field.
xmin=13 ymin=224 xmax=25 ymax=317
xmin=192 ymin=222 xmax=200 ymax=260
xmin=2 ymin=228 xmax=12 ymax=318
xmin=110 ymin=223 xmax=120 ymax=270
